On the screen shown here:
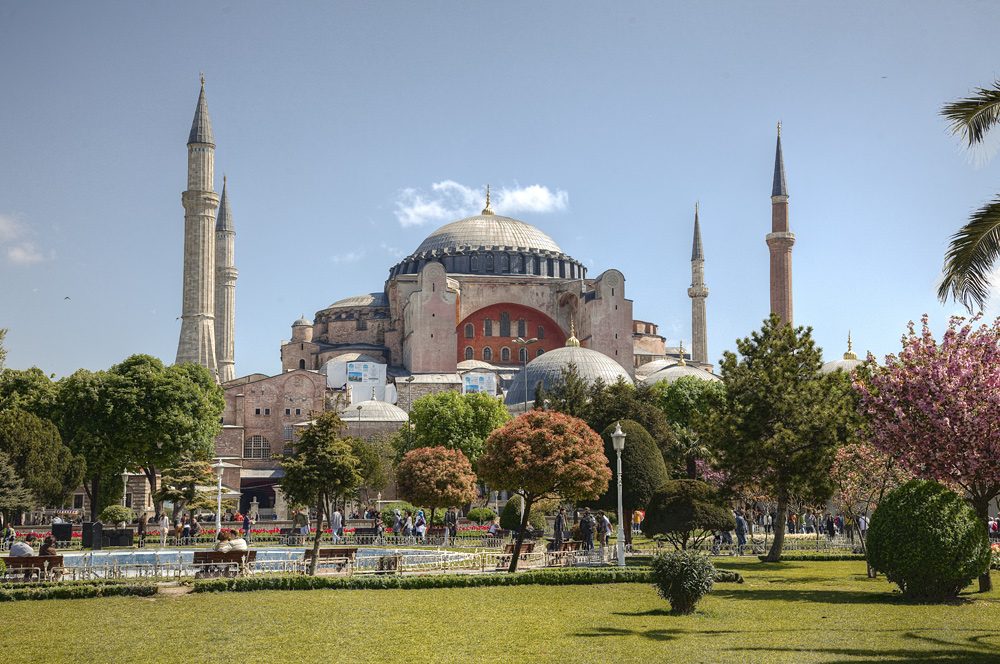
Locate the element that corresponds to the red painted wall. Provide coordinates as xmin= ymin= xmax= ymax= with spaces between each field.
xmin=457 ymin=303 xmax=566 ymax=364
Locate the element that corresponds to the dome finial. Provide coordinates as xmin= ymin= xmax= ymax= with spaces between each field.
xmin=844 ymin=331 xmax=858 ymax=360
xmin=482 ymin=184 xmax=495 ymax=215
xmin=371 ymin=386 xmax=378 ymax=401
xmin=200 ymin=71 xmax=205 ymax=86
xmin=677 ymin=340 xmax=686 ymax=366
xmin=566 ymin=318 xmax=580 ymax=347
xmin=777 ymin=121 xmax=781 ymax=137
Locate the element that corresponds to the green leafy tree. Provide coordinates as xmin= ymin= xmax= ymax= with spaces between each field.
xmin=652 ymin=375 xmax=725 ymax=479
xmin=0 ymin=328 xmax=6 ymax=371
xmin=279 ymin=412 xmax=362 ymax=574
xmin=349 ymin=437 xmax=388 ymax=506
xmin=707 ymin=315 xmax=855 ymax=562
xmin=588 ymin=420 xmax=668 ymax=546
xmin=396 ymin=446 xmax=478 ymax=526
xmin=478 ymin=410 xmax=611 ymax=572
xmin=0 ymin=451 xmax=34 ymax=523
xmin=153 ymin=456 xmax=216 ymax=522
xmin=108 ymin=356 xmax=224 ymax=517
xmin=0 ymin=366 xmax=57 ymax=413
xmin=407 ymin=391 xmax=510 ymax=466
xmin=642 ymin=479 xmax=736 ymax=550
xmin=533 ymin=362 xmax=591 ymax=418
xmin=586 ymin=379 xmax=677 ymax=467
xmin=0 ymin=408 xmax=84 ymax=508
xmin=938 ymin=79 xmax=1000 ymax=310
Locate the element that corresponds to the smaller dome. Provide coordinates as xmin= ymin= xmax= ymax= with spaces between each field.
xmin=292 ymin=315 xmax=312 ymax=327
xmin=820 ymin=334 xmax=864 ymax=375
xmin=327 ymin=292 xmax=389 ymax=310
xmin=635 ymin=359 xmax=677 ymax=378
xmin=641 ymin=363 xmax=721 ymax=386
xmin=347 ymin=391 xmax=409 ymax=422
xmin=457 ymin=359 xmax=497 ymax=371
xmin=504 ymin=345 xmax=632 ymax=407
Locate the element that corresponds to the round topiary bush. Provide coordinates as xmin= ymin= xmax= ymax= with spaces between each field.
xmin=380 ymin=501 xmax=418 ymax=528
xmin=499 ymin=496 xmax=546 ymax=532
xmin=642 ymin=479 xmax=736 ymax=550
xmin=650 ymin=549 xmax=716 ymax=614
xmin=867 ymin=479 xmax=991 ymax=600
xmin=99 ymin=505 xmax=136 ymax=525
xmin=466 ymin=507 xmax=496 ymax=525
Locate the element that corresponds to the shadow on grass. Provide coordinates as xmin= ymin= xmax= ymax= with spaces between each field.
xmin=731 ymin=631 xmax=1000 ymax=663
xmin=573 ymin=626 xmax=686 ymax=642
xmin=709 ymin=586 xmax=976 ymax=606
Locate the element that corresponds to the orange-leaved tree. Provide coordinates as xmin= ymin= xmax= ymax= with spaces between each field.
xmin=396 ymin=446 xmax=478 ymax=527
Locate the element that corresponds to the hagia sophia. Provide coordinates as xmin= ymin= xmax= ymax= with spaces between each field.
xmin=156 ymin=81 xmax=845 ymax=519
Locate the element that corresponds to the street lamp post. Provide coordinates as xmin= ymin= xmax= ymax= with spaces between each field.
xmin=121 ymin=471 xmax=129 ymax=507
xmin=611 ymin=422 xmax=627 ymax=567
xmin=210 ymin=461 xmax=225 ymax=535
xmin=405 ymin=375 xmax=415 ymax=450
xmin=512 ymin=337 xmax=537 ymax=413
xmin=356 ymin=404 xmax=363 ymax=438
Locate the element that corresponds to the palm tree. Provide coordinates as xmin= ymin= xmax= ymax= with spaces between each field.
xmin=938 ymin=79 xmax=1000 ymax=311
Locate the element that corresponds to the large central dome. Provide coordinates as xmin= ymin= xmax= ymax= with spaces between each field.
xmin=414 ymin=214 xmax=563 ymax=254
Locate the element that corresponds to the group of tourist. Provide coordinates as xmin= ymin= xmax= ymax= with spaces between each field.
xmin=210 ymin=528 xmax=249 ymax=553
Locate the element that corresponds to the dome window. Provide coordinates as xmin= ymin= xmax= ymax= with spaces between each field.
xmin=501 ymin=254 xmax=510 ymax=273
xmin=470 ymin=254 xmax=479 ymax=272
xmin=486 ymin=254 xmax=495 ymax=272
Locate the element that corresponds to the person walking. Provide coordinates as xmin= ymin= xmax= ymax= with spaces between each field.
xmin=243 ymin=511 xmax=253 ymax=543
xmin=137 ymin=512 xmax=148 ymax=548
xmin=553 ymin=507 xmax=567 ymax=549
xmin=580 ymin=508 xmax=595 ymax=551
xmin=445 ymin=507 xmax=458 ymax=545
xmin=330 ymin=507 xmax=343 ymax=545
xmin=158 ymin=513 xmax=170 ymax=547
xmin=414 ymin=510 xmax=426 ymax=543
xmin=734 ymin=510 xmax=748 ymax=555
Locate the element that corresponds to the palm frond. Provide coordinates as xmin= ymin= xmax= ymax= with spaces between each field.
xmin=937 ymin=195 xmax=1000 ymax=311
xmin=941 ymin=81 xmax=1000 ymax=148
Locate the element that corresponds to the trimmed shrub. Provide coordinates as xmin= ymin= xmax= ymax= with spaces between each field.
xmin=0 ymin=582 xmax=156 ymax=602
xmin=380 ymin=502 xmax=417 ymax=528
xmin=650 ymin=549 xmax=715 ymax=614
xmin=642 ymin=479 xmax=735 ymax=549
xmin=466 ymin=507 xmax=496 ymax=525
xmin=867 ymin=480 xmax=990 ymax=600
xmin=758 ymin=553 xmax=866 ymax=562
xmin=499 ymin=496 xmax=546 ymax=532
xmin=590 ymin=420 xmax=669 ymax=515
xmin=99 ymin=505 xmax=136 ymax=524
xmin=713 ymin=570 xmax=744 ymax=583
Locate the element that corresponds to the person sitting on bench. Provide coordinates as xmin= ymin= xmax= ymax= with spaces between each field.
xmin=9 ymin=533 xmax=35 ymax=557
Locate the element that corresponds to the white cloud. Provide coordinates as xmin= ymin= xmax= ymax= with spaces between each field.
xmin=331 ymin=250 xmax=365 ymax=265
xmin=0 ymin=213 xmax=50 ymax=266
xmin=394 ymin=181 xmax=569 ymax=227
xmin=380 ymin=242 xmax=407 ymax=259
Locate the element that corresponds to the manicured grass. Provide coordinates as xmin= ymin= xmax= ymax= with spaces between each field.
xmin=1 ymin=562 xmax=998 ymax=663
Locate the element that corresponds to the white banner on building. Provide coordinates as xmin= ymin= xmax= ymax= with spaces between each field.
xmin=347 ymin=362 xmax=382 ymax=384
xmin=463 ymin=372 xmax=497 ymax=396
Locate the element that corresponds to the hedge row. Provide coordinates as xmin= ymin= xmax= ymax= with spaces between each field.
xmin=758 ymin=553 xmax=866 ymax=562
xmin=0 ymin=578 xmax=142 ymax=590
xmin=194 ymin=567 xmax=654 ymax=593
xmin=0 ymin=582 xmax=158 ymax=602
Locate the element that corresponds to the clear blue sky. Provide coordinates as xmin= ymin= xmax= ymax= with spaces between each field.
xmin=3 ymin=1 xmax=1000 ymax=378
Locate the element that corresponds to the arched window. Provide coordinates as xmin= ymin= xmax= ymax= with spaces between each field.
xmin=298 ymin=359 xmax=305 ymax=369
xmin=519 ymin=347 xmax=527 ymax=362
xmin=483 ymin=347 xmax=493 ymax=362
xmin=464 ymin=346 xmax=474 ymax=360
xmin=537 ymin=325 xmax=545 ymax=339
xmin=465 ymin=323 xmax=474 ymax=339
xmin=500 ymin=254 xmax=510 ymax=273
xmin=526 ymin=256 xmax=534 ymax=274
xmin=517 ymin=318 xmax=526 ymax=337
xmin=536 ymin=348 xmax=545 ymax=357
xmin=244 ymin=435 xmax=270 ymax=459
xmin=484 ymin=318 xmax=493 ymax=337
xmin=511 ymin=254 xmax=520 ymax=273
xmin=486 ymin=254 xmax=495 ymax=272
xmin=500 ymin=312 xmax=511 ymax=337
xmin=470 ymin=254 xmax=478 ymax=272
xmin=501 ymin=347 xmax=511 ymax=362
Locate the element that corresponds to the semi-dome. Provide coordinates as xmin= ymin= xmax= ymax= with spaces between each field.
xmin=640 ymin=362 xmax=721 ymax=386
xmin=414 ymin=214 xmax=563 ymax=255
xmin=346 ymin=389 xmax=409 ymax=422
xmin=326 ymin=292 xmax=389 ymax=310
xmin=820 ymin=334 xmax=864 ymax=375
xmin=292 ymin=315 xmax=312 ymax=327
xmin=504 ymin=344 xmax=633 ymax=407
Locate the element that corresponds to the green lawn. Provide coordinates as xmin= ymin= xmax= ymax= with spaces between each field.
xmin=2 ymin=561 xmax=998 ymax=663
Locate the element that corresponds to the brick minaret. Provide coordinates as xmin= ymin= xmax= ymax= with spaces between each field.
xmin=687 ymin=202 xmax=709 ymax=364
xmin=176 ymin=78 xmax=219 ymax=379
xmin=214 ymin=175 xmax=237 ymax=383
xmin=766 ymin=124 xmax=794 ymax=326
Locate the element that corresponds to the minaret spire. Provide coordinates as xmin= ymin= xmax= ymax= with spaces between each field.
xmin=688 ymin=202 xmax=709 ymax=364
xmin=177 ymin=79 xmax=220 ymax=380
xmin=766 ymin=124 xmax=795 ymax=326
xmin=214 ymin=176 xmax=237 ymax=383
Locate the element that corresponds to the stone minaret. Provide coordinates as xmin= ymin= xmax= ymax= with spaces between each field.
xmin=687 ymin=202 xmax=709 ymax=364
xmin=766 ymin=123 xmax=794 ymax=326
xmin=214 ymin=175 xmax=237 ymax=383
xmin=176 ymin=79 xmax=219 ymax=379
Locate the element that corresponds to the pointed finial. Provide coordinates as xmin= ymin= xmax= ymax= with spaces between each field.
xmin=677 ymin=340 xmax=686 ymax=366
xmin=695 ymin=201 xmax=699 ymax=214
xmin=223 ymin=173 xmax=226 ymax=186
xmin=371 ymin=386 xmax=378 ymax=400
xmin=482 ymin=184 xmax=495 ymax=215
xmin=566 ymin=318 xmax=580 ymax=347
xmin=777 ymin=121 xmax=781 ymax=137
xmin=844 ymin=331 xmax=858 ymax=360
xmin=201 ymin=71 xmax=205 ymax=86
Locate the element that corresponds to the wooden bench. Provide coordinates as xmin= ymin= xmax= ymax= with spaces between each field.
xmin=192 ymin=550 xmax=257 ymax=578
xmin=351 ymin=527 xmax=379 ymax=542
xmin=303 ymin=547 xmax=357 ymax=573
xmin=546 ymin=540 xmax=581 ymax=566
xmin=496 ymin=541 xmax=535 ymax=569
xmin=3 ymin=555 xmax=65 ymax=582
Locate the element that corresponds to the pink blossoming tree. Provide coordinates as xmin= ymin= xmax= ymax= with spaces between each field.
xmin=854 ymin=315 xmax=1000 ymax=591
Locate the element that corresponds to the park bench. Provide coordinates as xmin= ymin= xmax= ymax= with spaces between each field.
xmin=495 ymin=541 xmax=535 ymax=570
xmin=192 ymin=550 xmax=257 ymax=578
xmin=303 ymin=547 xmax=358 ymax=573
xmin=3 ymin=555 xmax=64 ymax=582
xmin=546 ymin=540 xmax=581 ymax=566
xmin=481 ymin=529 xmax=511 ymax=546
xmin=351 ymin=527 xmax=379 ymax=543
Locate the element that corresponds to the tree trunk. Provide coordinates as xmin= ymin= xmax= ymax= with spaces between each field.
xmin=686 ymin=455 xmax=697 ymax=480
xmin=972 ymin=497 xmax=993 ymax=592
xmin=86 ymin=474 xmax=101 ymax=521
xmin=142 ymin=466 xmax=162 ymax=517
xmin=763 ymin=489 xmax=788 ymax=562
xmin=507 ymin=494 xmax=534 ymax=573
xmin=309 ymin=501 xmax=324 ymax=576
xmin=624 ymin=509 xmax=634 ymax=547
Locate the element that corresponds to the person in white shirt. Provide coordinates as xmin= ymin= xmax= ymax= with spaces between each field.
xmin=158 ymin=514 xmax=170 ymax=547
xmin=228 ymin=530 xmax=248 ymax=552
xmin=329 ymin=508 xmax=343 ymax=544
